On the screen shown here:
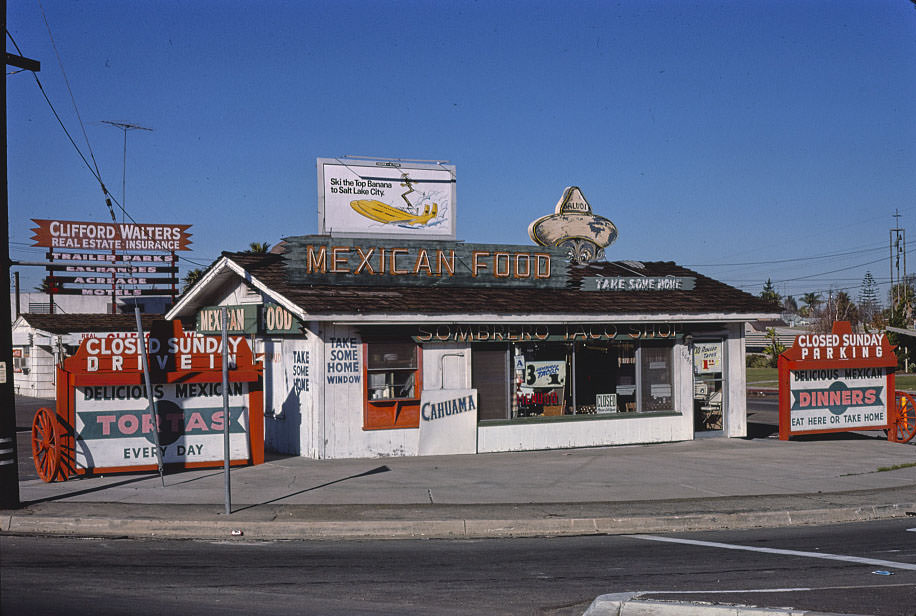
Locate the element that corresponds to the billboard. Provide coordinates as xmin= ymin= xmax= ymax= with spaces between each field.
xmin=317 ymin=158 xmax=456 ymax=239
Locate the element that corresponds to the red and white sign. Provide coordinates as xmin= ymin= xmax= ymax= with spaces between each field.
xmin=52 ymin=319 xmax=263 ymax=478
xmin=31 ymin=219 xmax=192 ymax=252
xmin=778 ymin=321 xmax=895 ymax=439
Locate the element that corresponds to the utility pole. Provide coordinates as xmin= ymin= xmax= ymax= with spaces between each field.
xmin=890 ymin=209 xmax=907 ymax=319
xmin=3 ymin=0 xmax=42 ymax=508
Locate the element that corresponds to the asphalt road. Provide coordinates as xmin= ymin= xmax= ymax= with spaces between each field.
xmin=2 ymin=518 xmax=914 ymax=616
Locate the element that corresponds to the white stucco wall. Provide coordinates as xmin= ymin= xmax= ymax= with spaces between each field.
xmin=725 ymin=322 xmax=748 ymax=438
xmin=318 ymin=324 xmax=419 ymax=459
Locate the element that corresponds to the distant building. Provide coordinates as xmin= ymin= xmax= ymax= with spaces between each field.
xmin=11 ymin=313 xmax=161 ymax=398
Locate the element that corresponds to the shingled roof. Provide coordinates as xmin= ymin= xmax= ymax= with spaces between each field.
xmin=206 ymin=249 xmax=780 ymax=320
xmin=16 ymin=313 xmax=162 ymax=334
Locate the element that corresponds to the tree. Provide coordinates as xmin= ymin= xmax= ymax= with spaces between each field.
xmin=765 ymin=327 xmax=785 ymax=367
xmin=858 ymin=271 xmax=880 ymax=329
xmin=782 ymin=295 xmax=798 ymax=314
xmin=247 ymin=242 xmax=271 ymax=254
xmin=799 ymin=292 xmax=822 ymax=317
xmin=760 ymin=278 xmax=780 ymax=304
xmin=182 ymin=268 xmax=204 ymax=292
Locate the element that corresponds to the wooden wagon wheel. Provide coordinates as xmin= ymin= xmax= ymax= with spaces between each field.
xmin=892 ymin=392 xmax=916 ymax=444
xmin=31 ymin=407 xmax=62 ymax=482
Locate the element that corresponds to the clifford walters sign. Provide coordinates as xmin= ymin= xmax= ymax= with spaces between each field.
xmin=32 ymin=219 xmax=192 ymax=252
xmin=778 ymin=321 xmax=896 ymax=439
xmin=284 ymin=236 xmax=568 ymax=288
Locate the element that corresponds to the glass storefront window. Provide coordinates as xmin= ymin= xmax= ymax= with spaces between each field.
xmin=640 ymin=345 xmax=674 ymax=411
xmin=513 ymin=344 xmax=570 ymax=417
xmin=472 ymin=339 xmax=678 ymax=421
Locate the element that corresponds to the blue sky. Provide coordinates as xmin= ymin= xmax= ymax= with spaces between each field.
xmin=7 ymin=0 xmax=916 ymax=306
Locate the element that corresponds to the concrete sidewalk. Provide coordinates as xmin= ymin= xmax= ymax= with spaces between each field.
xmin=3 ymin=434 xmax=915 ymax=541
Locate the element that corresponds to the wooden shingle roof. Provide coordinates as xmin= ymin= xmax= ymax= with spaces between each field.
xmin=219 ymin=250 xmax=779 ymax=319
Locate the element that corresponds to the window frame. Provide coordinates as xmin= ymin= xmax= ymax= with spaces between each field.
xmin=362 ymin=341 xmax=423 ymax=430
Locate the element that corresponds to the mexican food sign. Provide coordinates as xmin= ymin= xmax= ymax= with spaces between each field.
xmin=52 ymin=320 xmax=263 ymax=478
xmin=778 ymin=321 xmax=895 ymax=439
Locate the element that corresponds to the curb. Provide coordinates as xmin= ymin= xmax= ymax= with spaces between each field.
xmin=584 ymin=593 xmax=866 ymax=615
xmin=3 ymin=502 xmax=914 ymax=541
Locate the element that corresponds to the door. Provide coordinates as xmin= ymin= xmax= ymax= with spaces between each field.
xmin=693 ymin=340 xmax=725 ymax=434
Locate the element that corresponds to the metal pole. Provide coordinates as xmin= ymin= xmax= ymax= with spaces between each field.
xmin=221 ymin=306 xmax=231 ymax=515
xmin=135 ymin=308 xmax=165 ymax=486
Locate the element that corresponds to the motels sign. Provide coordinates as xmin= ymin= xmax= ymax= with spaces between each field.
xmin=778 ymin=321 xmax=895 ymax=439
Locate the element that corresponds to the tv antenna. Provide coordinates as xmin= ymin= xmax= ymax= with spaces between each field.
xmin=101 ymin=121 xmax=152 ymax=215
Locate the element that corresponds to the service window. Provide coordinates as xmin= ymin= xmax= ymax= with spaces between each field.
xmin=363 ymin=342 xmax=422 ymax=430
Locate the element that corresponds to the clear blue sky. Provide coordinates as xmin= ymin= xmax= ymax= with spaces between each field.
xmin=7 ymin=0 xmax=916 ymax=307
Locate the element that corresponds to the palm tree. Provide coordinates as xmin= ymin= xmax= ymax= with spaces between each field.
xmin=800 ymin=292 xmax=822 ymax=317
xmin=182 ymin=268 xmax=204 ymax=292
xmin=247 ymin=242 xmax=271 ymax=254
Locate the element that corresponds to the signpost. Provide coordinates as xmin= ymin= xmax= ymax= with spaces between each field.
xmin=778 ymin=321 xmax=896 ymax=440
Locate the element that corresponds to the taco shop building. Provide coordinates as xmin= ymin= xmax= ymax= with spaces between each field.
xmin=165 ymin=235 xmax=779 ymax=459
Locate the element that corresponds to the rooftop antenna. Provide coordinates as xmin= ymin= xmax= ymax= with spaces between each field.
xmin=101 ymin=121 xmax=152 ymax=216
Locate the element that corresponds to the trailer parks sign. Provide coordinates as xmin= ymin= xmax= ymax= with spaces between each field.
xmin=778 ymin=321 xmax=895 ymax=439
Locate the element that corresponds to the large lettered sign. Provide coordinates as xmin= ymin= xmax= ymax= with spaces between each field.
xmin=778 ymin=321 xmax=895 ymax=439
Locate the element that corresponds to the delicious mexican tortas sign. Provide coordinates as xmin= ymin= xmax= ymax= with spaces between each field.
xmin=778 ymin=321 xmax=895 ymax=439
xmin=56 ymin=319 xmax=263 ymax=477
xmin=74 ymin=381 xmax=251 ymax=468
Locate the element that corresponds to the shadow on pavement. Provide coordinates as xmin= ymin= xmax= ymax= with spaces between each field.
xmin=232 ymin=465 xmax=391 ymax=513
xmin=21 ymin=474 xmax=156 ymax=507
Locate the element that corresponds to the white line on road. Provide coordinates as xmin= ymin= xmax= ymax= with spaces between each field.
xmin=630 ymin=534 xmax=916 ymax=572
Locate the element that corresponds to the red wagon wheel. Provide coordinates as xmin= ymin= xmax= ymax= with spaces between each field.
xmin=31 ymin=407 xmax=62 ymax=482
xmin=893 ymin=392 xmax=916 ymax=444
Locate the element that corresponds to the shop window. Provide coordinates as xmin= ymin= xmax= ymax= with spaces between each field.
xmin=640 ymin=345 xmax=674 ymax=412
xmin=574 ymin=342 xmax=636 ymax=414
xmin=363 ymin=342 xmax=422 ymax=430
xmin=12 ymin=347 xmax=28 ymax=374
xmin=474 ymin=338 xmax=678 ymax=422
xmin=512 ymin=343 xmax=571 ymax=417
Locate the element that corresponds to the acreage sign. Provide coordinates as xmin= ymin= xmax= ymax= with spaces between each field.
xmin=778 ymin=321 xmax=895 ymax=439
xmin=50 ymin=319 xmax=263 ymax=479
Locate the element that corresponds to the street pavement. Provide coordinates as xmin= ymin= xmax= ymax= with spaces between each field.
xmin=3 ymin=395 xmax=915 ymax=542
xmin=4 ymin=395 xmax=912 ymax=615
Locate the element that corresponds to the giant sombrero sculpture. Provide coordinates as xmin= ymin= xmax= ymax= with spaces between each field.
xmin=527 ymin=186 xmax=617 ymax=263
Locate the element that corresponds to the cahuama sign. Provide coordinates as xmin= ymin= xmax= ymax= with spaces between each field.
xmin=778 ymin=321 xmax=896 ymax=439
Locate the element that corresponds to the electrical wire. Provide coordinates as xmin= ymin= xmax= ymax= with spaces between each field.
xmin=683 ymin=243 xmax=886 ymax=268
xmin=36 ymin=0 xmax=117 ymax=221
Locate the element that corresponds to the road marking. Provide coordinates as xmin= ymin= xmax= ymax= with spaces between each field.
xmin=907 ymin=528 xmax=916 ymax=533
xmin=630 ymin=534 xmax=916 ymax=572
